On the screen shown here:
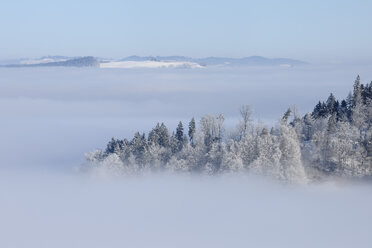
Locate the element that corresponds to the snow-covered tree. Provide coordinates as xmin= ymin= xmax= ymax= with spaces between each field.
xmin=188 ymin=117 xmax=196 ymax=146
xmin=84 ymin=75 xmax=372 ymax=181
xmin=238 ymin=105 xmax=253 ymax=140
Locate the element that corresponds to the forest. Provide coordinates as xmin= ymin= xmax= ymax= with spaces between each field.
xmin=84 ymin=76 xmax=372 ymax=181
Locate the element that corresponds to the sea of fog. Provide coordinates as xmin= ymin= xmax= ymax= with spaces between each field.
xmin=1 ymin=172 xmax=372 ymax=248
xmin=1 ymin=64 xmax=372 ymax=169
xmin=1 ymin=65 xmax=372 ymax=247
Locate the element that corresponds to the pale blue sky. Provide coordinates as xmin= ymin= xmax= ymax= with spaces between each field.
xmin=1 ymin=0 xmax=371 ymax=62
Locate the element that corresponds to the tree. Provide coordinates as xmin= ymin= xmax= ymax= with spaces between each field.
xmin=319 ymin=102 xmax=329 ymax=117
xmin=200 ymin=115 xmax=215 ymax=148
xmin=350 ymin=76 xmax=366 ymax=130
xmin=175 ymin=121 xmax=185 ymax=151
xmin=148 ymin=123 xmax=161 ymax=146
xmin=199 ymin=114 xmax=225 ymax=148
xmin=176 ymin=121 xmax=184 ymax=143
xmin=353 ymin=75 xmax=361 ymax=107
xmin=327 ymin=113 xmax=338 ymax=134
xmin=216 ymin=114 xmax=225 ymax=143
xmin=326 ymin=93 xmax=337 ymax=114
xmin=312 ymin=101 xmax=322 ymax=119
xmin=282 ymin=108 xmax=292 ymax=124
xmin=158 ymin=123 xmax=170 ymax=147
xmin=221 ymin=140 xmax=244 ymax=172
xmin=130 ymin=132 xmax=148 ymax=165
xmin=169 ymin=132 xmax=179 ymax=154
xmin=278 ymin=124 xmax=307 ymax=182
xmin=188 ymin=117 xmax=196 ymax=146
xmin=338 ymin=100 xmax=348 ymax=121
xmin=238 ymin=105 xmax=253 ymax=140
xmin=87 ymin=75 xmax=372 ymax=180
xmin=303 ymin=113 xmax=314 ymax=141
xmin=251 ymin=129 xmax=281 ymax=178
xmin=105 ymin=137 xmax=117 ymax=154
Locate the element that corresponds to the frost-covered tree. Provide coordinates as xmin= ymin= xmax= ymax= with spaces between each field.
xmin=84 ymin=75 xmax=372 ymax=181
xmin=326 ymin=93 xmax=337 ymax=115
xmin=238 ymin=105 xmax=253 ymax=140
xmin=282 ymin=108 xmax=292 ymax=124
xmin=188 ymin=117 xmax=196 ymax=146
xmin=250 ymin=129 xmax=281 ymax=178
xmin=175 ymin=121 xmax=186 ymax=151
xmin=221 ymin=140 xmax=244 ymax=172
xmin=280 ymin=125 xmax=307 ymax=181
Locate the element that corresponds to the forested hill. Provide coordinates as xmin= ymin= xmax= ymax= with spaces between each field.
xmin=2 ymin=56 xmax=99 ymax=67
xmin=84 ymin=76 xmax=372 ymax=182
xmin=304 ymin=75 xmax=372 ymax=174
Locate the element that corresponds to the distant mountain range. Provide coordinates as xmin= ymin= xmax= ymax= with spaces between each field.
xmin=0 ymin=55 xmax=308 ymax=68
xmin=1 ymin=56 xmax=99 ymax=67
xmin=119 ymin=55 xmax=308 ymax=66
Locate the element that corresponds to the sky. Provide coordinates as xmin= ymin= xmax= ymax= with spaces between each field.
xmin=0 ymin=0 xmax=372 ymax=62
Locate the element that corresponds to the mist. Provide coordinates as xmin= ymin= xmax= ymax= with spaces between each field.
xmin=1 ymin=65 xmax=372 ymax=247
xmin=1 ymin=171 xmax=372 ymax=248
xmin=1 ymin=65 xmax=372 ymax=170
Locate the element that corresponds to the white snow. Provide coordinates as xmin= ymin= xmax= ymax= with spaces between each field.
xmin=20 ymin=58 xmax=68 ymax=65
xmin=100 ymin=60 xmax=204 ymax=69
xmin=279 ymin=64 xmax=292 ymax=68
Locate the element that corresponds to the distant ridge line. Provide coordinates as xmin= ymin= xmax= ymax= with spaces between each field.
xmin=0 ymin=55 xmax=308 ymax=68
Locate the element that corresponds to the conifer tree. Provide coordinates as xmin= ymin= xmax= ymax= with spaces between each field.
xmin=158 ymin=123 xmax=170 ymax=147
xmin=312 ymin=101 xmax=322 ymax=119
xmin=176 ymin=121 xmax=184 ymax=142
xmin=188 ymin=117 xmax=196 ymax=146
xmin=175 ymin=121 xmax=185 ymax=151
xmin=339 ymin=100 xmax=348 ymax=121
xmin=282 ymin=108 xmax=292 ymax=123
xmin=326 ymin=93 xmax=336 ymax=114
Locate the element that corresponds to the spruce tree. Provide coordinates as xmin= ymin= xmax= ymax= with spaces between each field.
xmin=176 ymin=121 xmax=185 ymax=151
xmin=176 ymin=121 xmax=184 ymax=142
xmin=188 ymin=117 xmax=196 ymax=146
xmin=353 ymin=75 xmax=361 ymax=107
xmin=158 ymin=123 xmax=170 ymax=147
xmin=319 ymin=102 xmax=328 ymax=117
xmin=339 ymin=100 xmax=348 ymax=121
xmin=326 ymin=93 xmax=336 ymax=114
xmin=148 ymin=123 xmax=161 ymax=146
xmin=105 ymin=138 xmax=117 ymax=154
xmin=303 ymin=113 xmax=313 ymax=141
xmin=282 ymin=108 xmax=292 ymax=123
xmin=312 ymin=101 xmax=322 ymax=119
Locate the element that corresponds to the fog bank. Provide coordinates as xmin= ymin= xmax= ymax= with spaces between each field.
xmin=1 ymin=170 xmax=371 ymax=248
xmin=1 ymin=65 xmax=372 ymax=170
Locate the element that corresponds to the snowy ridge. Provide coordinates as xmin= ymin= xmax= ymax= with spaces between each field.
xmin=2 ymin=55 xmax=308 ymax=68
xmin=20 ymin=56 xmax=69 ymax=65
xmin=117 ymin=55 xmax=308 ymax=67
xmin=2 ymin=56 xmax=99 ymax=67
xmin=100 ymin=60 xmax=204 ymax=69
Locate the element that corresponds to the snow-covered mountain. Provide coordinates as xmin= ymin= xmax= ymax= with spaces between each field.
xmin=118 ymin=55 xmax=308 ymax=67
xmin=196 ymin=56 xmax=308 ymax=66
xmin=1 ymin=55 xmax=308 ymax=68
xmin=102 ymin=56 xmax=307 ymax=68
xmin=19 ymin=56 xmax=70 ymax=65
xmin=100 ymin=60 xmax=204 ymax=69
xmin=2 ymin=56 xmax=99 ymax=67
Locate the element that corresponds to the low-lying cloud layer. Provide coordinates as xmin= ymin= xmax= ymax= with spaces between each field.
xmin=1 ymin=65 xmax=372 ymax=170
xmin=0 ymin=170 xmax=371 ymax=248
xmin=1 ymin=65 xmax=372 ymax=247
